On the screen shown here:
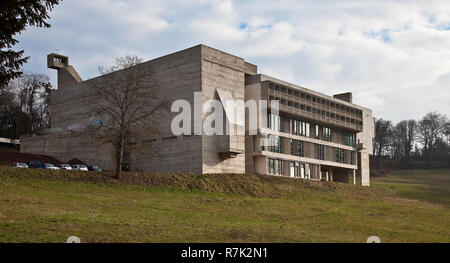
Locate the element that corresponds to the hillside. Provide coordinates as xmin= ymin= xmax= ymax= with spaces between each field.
xmin=0 ymin=167 xmax=449 ymax=242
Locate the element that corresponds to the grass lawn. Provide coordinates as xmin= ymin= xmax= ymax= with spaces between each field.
xmin=0 ymin=167 xmax=448 ymax=242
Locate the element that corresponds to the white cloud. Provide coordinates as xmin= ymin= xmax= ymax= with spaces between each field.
xmin=15 ymin=0 xmax=450 ymax=122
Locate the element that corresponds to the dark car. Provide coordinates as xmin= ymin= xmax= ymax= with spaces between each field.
xmin=87 ymin=165 xmax=102 ymax=172
xmin=27 ymin=160 xmax=41 ymax=168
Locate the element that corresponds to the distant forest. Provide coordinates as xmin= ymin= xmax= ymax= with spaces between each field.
xmin=372 ymin=112 xmax=449 ymax=174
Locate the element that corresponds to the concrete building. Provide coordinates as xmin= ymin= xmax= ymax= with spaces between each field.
xmin=20 ymin=44 xmax=374 ymax=186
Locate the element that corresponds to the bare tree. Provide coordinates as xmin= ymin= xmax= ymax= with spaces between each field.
xmin=84 ymin=55 xmax=166 ymax=179
xmin=417 ymin=112 xmax=448 ymax=167
xmin=9 ymin=72 xmax=52 ymax=136
xmin=0 ymin=84 xmax=18 ymax=138
xmin=373 ymin=118 xmax=393 ymax=169
xmin=391 ymin=120 xmax=417 ymax=164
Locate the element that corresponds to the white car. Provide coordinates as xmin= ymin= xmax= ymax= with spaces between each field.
xmin=58 ymin=164 xmax=72 ymax=170
xmin=72 ymin=164 xmax=88 ymax=171
xmin=12 ymin=163 xmax=29 ymax=168
xmin=44 ymin=163 xmax=59 ymax=170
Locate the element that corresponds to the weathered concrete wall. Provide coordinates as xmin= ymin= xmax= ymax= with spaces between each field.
xmin=20 ymin=133 xmax=115 ymax=169
xmin=356 ymin=108 xmax=374 ymax=186
xmin=201 ymin=45 xmax=247 ymax=174
xmin=24 ymin=46 xmax=206 ymax=173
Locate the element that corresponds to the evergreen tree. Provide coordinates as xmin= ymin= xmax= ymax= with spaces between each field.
xmin=0 ymin=0 xmax=60 ymax=87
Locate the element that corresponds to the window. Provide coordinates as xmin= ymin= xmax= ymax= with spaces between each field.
xmin=335 ymin=148 xmax=340 ymax=162
xmin=334 ymin=148 xmax=346 ymax=163
xmin=268 ymin=135 xmax=282 ymax=153
xmin=291 ymin=140 xmax=304 ymax=157
xmin=323 ymin=127 xmax=331 ymax=141
xmin=315 ymin=125 xmax=320 ymax=139
xmin=275 ymin=159 xmax=279 ymax=174
xmin=294 ymin=120 xmax=310 ymax=137
xmin=317 ymin=144 xmax=324 ymax=160
xmin=350 ymin=151 xmax=356 ymax=165
xmin=269 ymin=159 xmax=274 ymax=174
xmin=344 ymin=133 xmax=356 ymax=147
xmin=269 ymin=159 xmax=283 ymax=175
xmin=268 ymin=113 xmax=282 ymax=131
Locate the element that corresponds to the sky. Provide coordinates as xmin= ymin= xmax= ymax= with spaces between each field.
xmin=15 ymin=0 xmax=450 ymax=123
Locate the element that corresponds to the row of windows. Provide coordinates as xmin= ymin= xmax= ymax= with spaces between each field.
xmin=265 ymin=136 xmax=355 ymax=165
xmin=288 ymin=162 xmax=319 ymax=179
xmin=270 ymin=113 xmax=356 ymax=146
xmin=268 ymin=82 xmax=363 ymax=117
xmin=269 ymin=159 xmax=320 ymax=180
xmin=269 ymin=96 xmax=363 ymax=126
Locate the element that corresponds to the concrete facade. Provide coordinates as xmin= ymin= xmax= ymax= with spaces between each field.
xmin=21 ymin=44 xmax=374 ymax=186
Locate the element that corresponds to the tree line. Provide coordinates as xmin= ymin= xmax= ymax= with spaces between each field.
xmin=1 ymin=1 xmax=59 ymax=139
xmin=373 ymin=112 xmax=450 ymax=171
xmin=0 ymin=73 xmax=52 ymax=139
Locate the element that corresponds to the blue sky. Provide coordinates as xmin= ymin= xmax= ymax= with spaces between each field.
xmin=15 ymin=0 xmax=450 ymax=122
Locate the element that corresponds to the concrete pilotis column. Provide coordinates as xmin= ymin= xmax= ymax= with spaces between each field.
xmin=325 ymin=171 xmax=329 ymax=181
xmin=328 ymin=168 xmax=333 ymax=182
xmin=353 ymin=169 xmax=356 ymax=185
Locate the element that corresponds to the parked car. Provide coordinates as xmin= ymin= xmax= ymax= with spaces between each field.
xmin=58 ymin=164 xmax=72 ymax=170
xmin=87 ymin=165 xmax=102 ymax=172
xmin=27 ymin=160 xmax=41 ymax=168
xmin=72 ymin=164 xmax=88 ymax=171
xmin=43 ymin=163 xmax=59 ymax=170
xmin=12 ymin=162 xmax=29 ymax=168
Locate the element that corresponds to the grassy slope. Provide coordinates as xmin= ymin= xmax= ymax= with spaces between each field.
xmin=0 ymin=167 xmax=448 ymax=242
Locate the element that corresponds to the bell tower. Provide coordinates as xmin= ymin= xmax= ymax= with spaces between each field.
xmin=47 ymin=53 xmax=82 ymax=89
